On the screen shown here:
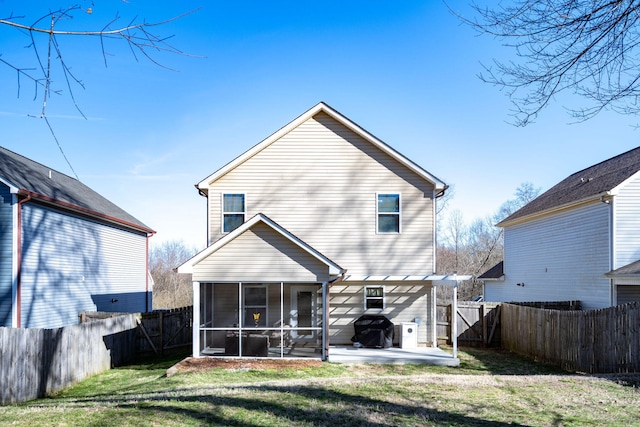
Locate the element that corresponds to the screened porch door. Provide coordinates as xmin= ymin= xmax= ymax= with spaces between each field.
xmin=290 ymin=285 xmax=318 ymax=341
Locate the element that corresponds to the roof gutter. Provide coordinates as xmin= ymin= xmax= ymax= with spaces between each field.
xmin=498 ymin=191 xmax=614 ymax=228
xmin=435 ymin=184 xmax=449 ymax=199
xmin=16 ymin=189 xmax=155 ymax=236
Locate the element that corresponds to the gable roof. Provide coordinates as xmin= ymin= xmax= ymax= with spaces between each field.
xmin=177 ymin=213 xmax=345 ymax=276
xmin=605 ymin=259 xmax=640 ymax=278
xmin=500 ymin=146 xmax=640 ymax=226
xmin=0 ymin=146 xmax=153 ymax=234
xmin=196 ymin=102 xmax=447 ymax=192
xmin=478 ymin=261 xmax=504 ymax=280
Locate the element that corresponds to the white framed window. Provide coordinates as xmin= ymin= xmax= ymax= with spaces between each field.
xmin=376 ymin=193 xmax=400 ymax=233
xmin=364 ymin=286 xmax=385 ymax=310
xmin=222 ymin=193 xmax=245 ymax=233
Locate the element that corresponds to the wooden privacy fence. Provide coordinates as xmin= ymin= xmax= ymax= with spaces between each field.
xmin=80 ymin=306 xmax=193 ymax=356
xmin=437 ymin=302 xmax=501 ymax=347
xmin=501 ymin=302 xmax=640 ymax=373
xmin=0 ymin=314 xmax=138 ymax=405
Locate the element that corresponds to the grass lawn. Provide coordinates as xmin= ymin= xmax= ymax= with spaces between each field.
xmin=1 ymin=347 xmax=638 ymax=426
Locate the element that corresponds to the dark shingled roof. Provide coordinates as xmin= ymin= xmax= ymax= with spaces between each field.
xmin=478 ymin=261 xmax=504 ymax=280
xmin=501 ymin=146 xmax=640 ymax=224
xmin=606 ymin=259 xmax=640 ymax=277
xmin=0 ymin=146 xmax=153 ymax=233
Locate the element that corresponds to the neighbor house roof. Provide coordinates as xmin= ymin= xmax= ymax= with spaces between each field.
xmin=177 ymin=213 xmax=345 ymax=276
xmin=499 ymin=146 xmax=640 ymax=226
xmin=196 ymin=102 xmax=447 ymax=193
xmin=605 ymin=259 xmax=640 ymax=278
xmin=0 ymin=146 xmax=154 ymax=234
xmin=478 ymin=261 xmax=504 ymax=280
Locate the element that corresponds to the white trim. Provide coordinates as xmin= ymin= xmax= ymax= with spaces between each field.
xmin=220 ymin=192 xmax=247 ymax=234
xmin=177 ymin=213 xmax=345 ymax=276
xmin=498 ymin=193 xmax=610 ymax=227
xmin=0 ymin=178 xmax=19 ymax=194
xmin=343 ymin=274 xmax=471 ymax=282
xmin=364 ymin=285 xmax=385 ymax=311
xmin=11 ymin=193 xmax=18 ymax=328
xmin=192 ymin=281 xmax=200 ymax=357
xmin=376 ymin=192 xmax=401 ymax=234
xmin=196 ymin=102 xmax=446 ymax=191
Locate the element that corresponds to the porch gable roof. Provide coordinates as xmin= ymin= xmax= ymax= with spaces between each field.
xmin=177 ymin=213 xmax=345 ymax=277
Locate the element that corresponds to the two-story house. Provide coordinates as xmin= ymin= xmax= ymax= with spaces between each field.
xmin=482 ymin=146 xmax=640 ymax=309
xmin=178 ymin=102 xmax=455 ymax=360
xmin=0 ymin=146 xmax=154 ymax=328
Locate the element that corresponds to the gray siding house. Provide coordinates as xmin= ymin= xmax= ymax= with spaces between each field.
xmin=482 ymin=146 xmax=640 ymax=309
xmin=178 ymin=102 xmax=457 ymax=360
xmin=0 ymin=146 xmax=154 ymax=328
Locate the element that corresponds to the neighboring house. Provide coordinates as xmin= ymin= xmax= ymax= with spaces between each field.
xmin=178 ymin=102 xmax=457 ymax=359
xmin=482 ymin=147 xmax=640 ymax=310
xmin=0 ymin=146 xmax=155 ymax=328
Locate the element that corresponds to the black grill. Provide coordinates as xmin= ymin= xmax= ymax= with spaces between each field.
xmin=351 ymin=315 xmax=394 ymax=348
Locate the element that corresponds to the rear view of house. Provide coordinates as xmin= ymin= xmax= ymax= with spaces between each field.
xmin=178 ymin=102 xmax=456 ymax=360
xmin=0 ymin=146 xmax=154 ymax=328
xmin=483 ymin=146 xmax=640 ymax=309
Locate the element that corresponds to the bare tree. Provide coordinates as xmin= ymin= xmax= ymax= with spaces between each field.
xmin=1 ymin=4 xmax=197 ymax=176
xmin=457 ymin=1 xmax=640 ymax=125
xmin=437 ymin=182 xmax=541 ymax=300
xmin=150 ymin=240 xmax=198 ymax=310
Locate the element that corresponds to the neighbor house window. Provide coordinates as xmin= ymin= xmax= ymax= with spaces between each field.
xmin=364 ymin=286 xmax=385 ymax=310
xmin=222 ymin=193 xmax=245 ymax=233
xmin=377 ymin=193 xmax=400 ymax=233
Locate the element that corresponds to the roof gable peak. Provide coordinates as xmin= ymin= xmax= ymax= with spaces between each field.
xmin=196 ymin=103 xmax=446 ymax=191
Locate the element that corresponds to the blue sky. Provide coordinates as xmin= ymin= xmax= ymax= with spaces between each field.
xmin=1 ymin=1 xmax=638 ymax=249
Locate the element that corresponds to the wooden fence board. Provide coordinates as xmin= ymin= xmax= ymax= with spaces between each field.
xmin=0 ymin=314 xmax=140 ymax=405
xmin=501 ymin=302 xmax=640 ymax=373
xmin=437 ymin=302 xmax=501 ymax=347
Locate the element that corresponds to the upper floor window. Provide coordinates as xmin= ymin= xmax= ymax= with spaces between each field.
xmin=364 ymin=286 xmax=385 ymax=310
xmin=377 ymin=193 xmax=400 ymax=233
xmin=222 ymin=193 xmax=245 ymax=233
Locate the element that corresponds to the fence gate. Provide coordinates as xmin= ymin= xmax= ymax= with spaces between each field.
xmin=437 ymin=302 xmax=501 ymax=347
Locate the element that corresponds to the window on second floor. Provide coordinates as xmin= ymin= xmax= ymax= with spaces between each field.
xmin=377 ymin=193 xmax=400 ymax=233
xmin=222 ymin=193 xmax=245 ymax=233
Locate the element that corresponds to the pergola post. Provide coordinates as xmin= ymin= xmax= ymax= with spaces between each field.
xmin=452 ymin=275 xmax=458 ymax=359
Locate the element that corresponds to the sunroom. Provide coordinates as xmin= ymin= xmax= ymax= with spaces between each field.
xmin=177 ymin=214 xmax=345 ymax=360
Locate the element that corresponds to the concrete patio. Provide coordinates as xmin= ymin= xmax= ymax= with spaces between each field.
xmin=328 ymin=346 xmax=460 ymax=366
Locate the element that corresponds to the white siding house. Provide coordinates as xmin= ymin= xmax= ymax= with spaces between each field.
xmin=0 ymin=146 xmax=154 ymax=328
xmin=178 ymin=102 xmax=455 ymax=360
xmin=483 ymin=147 xmax=640 ymax=309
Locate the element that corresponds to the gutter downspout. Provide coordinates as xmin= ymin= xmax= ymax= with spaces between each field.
xmin=16 ymin=195 xmax=32 ymax=328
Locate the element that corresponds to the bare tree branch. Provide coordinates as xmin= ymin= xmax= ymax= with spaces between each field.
xmin=451 ymin=1 xmax=640 ymax=125
xmin=0 ymin=4 xmax=200 ymax=179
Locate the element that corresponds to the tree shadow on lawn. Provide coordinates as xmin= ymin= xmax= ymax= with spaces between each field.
xmin=460 ymin=347 xmax=640 ymax=389
xmin=456 ymin=346 xmax=568 ymax=376
xmin=83 ymin=383 xmax=529 ymax=427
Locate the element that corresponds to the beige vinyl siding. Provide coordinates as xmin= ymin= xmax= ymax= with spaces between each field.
xmin=614 ymin=172 xmax=640 ymax=269
xmin=487 ymin=201 xmax=611 ymax=310
xmin=328 ymin=282 xmax=433 ymax=345
xmin=193 ymin=222 xmax=330 ymax=283
xmin=207 ymin=112 xmax=435 ymax=276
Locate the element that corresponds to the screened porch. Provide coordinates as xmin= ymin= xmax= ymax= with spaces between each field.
xmin=195 ymin=282 xmax=327 ymax=359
